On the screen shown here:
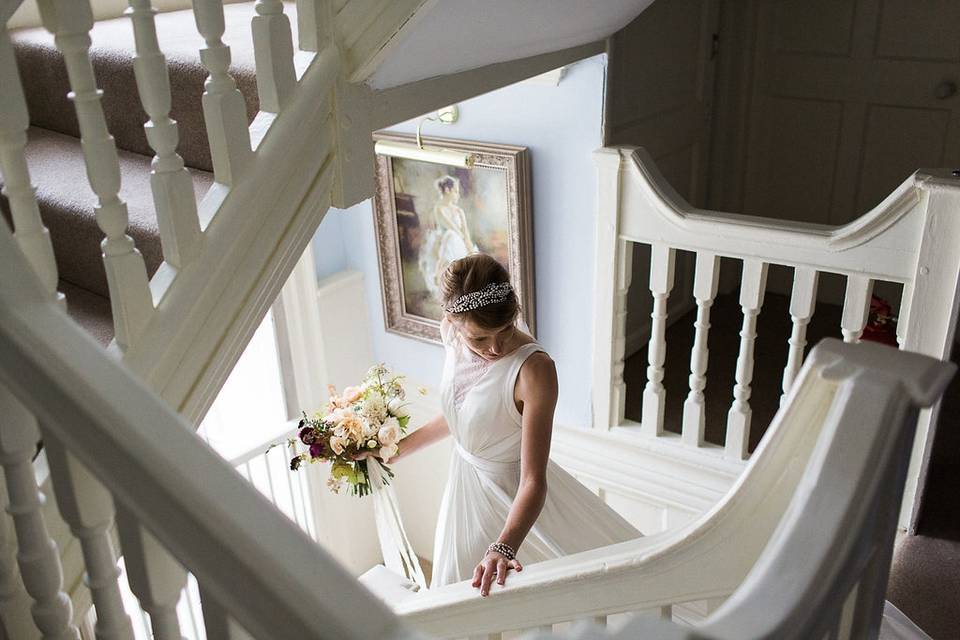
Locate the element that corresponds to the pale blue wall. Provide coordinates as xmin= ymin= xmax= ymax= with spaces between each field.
xmin=311 ymin=53 xmax=606 ymax=428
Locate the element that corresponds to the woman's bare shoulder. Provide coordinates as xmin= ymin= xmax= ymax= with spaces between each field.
xmin=517 ymin=351 xmax=557 ymax=396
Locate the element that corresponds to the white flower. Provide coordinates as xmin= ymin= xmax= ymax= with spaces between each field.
xmin=378 ymin=417 xmax=401 ymax=447
xmin=361 ymin=391 xmax=388 ymax=422
xmin=380 ymin=443 xmax=399 ymax=463
xmin=388 ymin=398 xmax=410 ymax=419
xmin=329 ymin=435 xmax=348 ymax=456
xmin=366 ymin=439 xmax=378 ymax=448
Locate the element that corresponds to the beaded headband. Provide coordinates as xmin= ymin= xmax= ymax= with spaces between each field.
xmin=444 ymin=281 xmax=513 ymax=314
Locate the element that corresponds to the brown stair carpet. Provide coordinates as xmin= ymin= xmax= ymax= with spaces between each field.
xmin=9 ymin=1 xmax=268 ymax=173
xmin=60 ymin=279 xmax=114 ymax=347
xmin=886 ymin=342 xmax=960 ymax=640
xmin=0 ymin=126 xmax=214 ymax=299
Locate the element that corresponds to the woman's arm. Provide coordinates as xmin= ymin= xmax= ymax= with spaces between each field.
xmin=473 ymin=352 xmax=558 ymax=596
xmin=352 ymin=412 xmax=450 ymax=463
xmin=392 ymin=412 xmax=450 ymax=463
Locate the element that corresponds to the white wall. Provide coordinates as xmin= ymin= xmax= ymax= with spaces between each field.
xmin=312 ymin=53 xmax=608 ymax=429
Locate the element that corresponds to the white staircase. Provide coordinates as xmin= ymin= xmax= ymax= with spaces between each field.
xmin=2 ymin=1 xmax=959 ymax=638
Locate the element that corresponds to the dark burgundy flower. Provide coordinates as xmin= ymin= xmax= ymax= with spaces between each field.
xmin=299 ymin=427 xmax=316 ymax=445
xmin=309 ymin=441 xmax=327 ymax=458
xmin=290 ymin=456 xmax=302 ymax=471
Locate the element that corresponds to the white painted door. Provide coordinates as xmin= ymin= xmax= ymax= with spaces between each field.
xmin=741 ymin=0 xmax=960 ymax=226
xmin=606 ymin=0 xmax=721 ymax=356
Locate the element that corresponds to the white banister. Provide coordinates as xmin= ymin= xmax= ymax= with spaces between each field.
xmin=127 ymin=0 xmax=202 ymax=269
xmin=193 ymin=0 xmax=254 ymax=185
xmin=0 ymin=225 xmax=408 ymax=640
xmin=780 ymin=267 xmax=819 ymax=407
xmin=253 ymin=0 xmax=297 ymax=113
xmin=38 ymin=0 xmax=154 ymax=350
xmin=724 ymin=259 xmax=768 ymax=460
xmin=44 ymin=437 xmax=135 ymax=640
xmin=0 ymin=29 xmax=61 ymax=305
xmin=116 ymin=509 xmax=188 ymax=640
xmin=597 ymin=146 xmax=960 ymax=528
xmin=840 ymin=274 xmax=874 ymax=343
xmin=0 ymin=385 xmax=79 ymax=640
xmin=681 ymin=252 xmax=720 ymax=447
xmin=640 ymin=245 xmax=676 ymax=437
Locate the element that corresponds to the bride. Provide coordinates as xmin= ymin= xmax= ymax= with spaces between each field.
xmin=356 ymin=253 xmax=640 ymax=596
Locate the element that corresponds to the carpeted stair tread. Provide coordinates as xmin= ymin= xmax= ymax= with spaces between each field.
xmin=887 ymin=534 xmax=960 ymax=640
xmin=60 ymin=280 xmax=114 ymax=347
xmin=0 ymin=126 xmax=214 ymax=298
xmin=8 ymin=1 xmax=287 ymax=172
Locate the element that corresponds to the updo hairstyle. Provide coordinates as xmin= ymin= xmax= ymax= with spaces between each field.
xmin=441 ymin=253 xmax=519 ymax=330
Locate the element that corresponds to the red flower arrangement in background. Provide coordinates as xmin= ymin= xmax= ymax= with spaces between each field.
xmin=860 ymin=295 xmax=898 ymax=347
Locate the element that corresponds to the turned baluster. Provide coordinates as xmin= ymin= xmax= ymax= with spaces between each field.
xmin=681 ymin=252 xmax=720 ymax=447
xmin=841 ymin=275 xmax=874 ymax=343
xmin=253 ymin=0 xmax=297 ymax=112
xmin=725 ymin=259 xmax=768 ymax=460
xmin=640 ymin=245 xmax=676 ymax=437
xmin=44 ymin=437 xmax=135 ymax=640
xmin=780 ymin=267 xmax=819 ymax=406
xmin=0 ymin=384 xmax=79 ymax=639
xmin=38 ymin=0 xmax=153 ymax=350
xmin=0 ymin=30 xmax=61 ymax=305
xmin=295 ymin=0 xmax=333 ymax=52
xmin=0 ymin=476 xmax=33 ymax=637
xmin=193 ymin=0 xmax=254 ymax=185
xmin=116 ymin=509 xmax=187 ymax=640
xmin=127 ymin=0 xmax=202 ymax=268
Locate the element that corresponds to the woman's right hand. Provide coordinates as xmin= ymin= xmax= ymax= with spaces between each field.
xmin=349 ymin=448 xmax=380 ymax=461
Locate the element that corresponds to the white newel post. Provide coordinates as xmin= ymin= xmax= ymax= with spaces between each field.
xmin=897 ymin=177 xmax=960 ymax=531
xmin=841 ymin=275 xmax=874 ymax=344
xmin=640 ymin=245 xmax=676 ymax=437
xmin=38 ymin=0 xmax=154 ymax=351
xmin=725 ymin=259 xmax=768 ymax=460
xmin=0 ymin=385 xmax=79 ymax=639
xmin=115 ymin=509 xmax=188 ymax=640
xmin=682 ymin=251 xmax=720 ymax=447
xmin=252 ymin=0 xmax=297 ymax=113
xmin=193 ymin=0 xmax=254 ymax=185
xmin=592 ymin=149 xmax=631 ymax=431
xmin=127 ymin=0 xmax=202 ymax=269
xmin=295 ymin=0 xmax=332 ymax=52
xmin=0 ymin=30 xmax=61 ymax=305
xmin=780 ymin=267 xmax=818 ymax=407
xmin=44 ymin=438 xmax=135 ymax=640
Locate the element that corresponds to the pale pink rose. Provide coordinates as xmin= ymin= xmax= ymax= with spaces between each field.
xmin=379 ymin=443 xmax=399 ymax=463
xmin=378 ymin=417 xmax=401 ymax=447
xmin=329 ymin=435 xmax=348 ymax=456
xmin=342 ymin=386 xmax=363 ymax=403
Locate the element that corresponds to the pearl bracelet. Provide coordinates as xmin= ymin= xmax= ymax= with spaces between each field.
xmin=487 ymin=541 xmax=516 ymax=561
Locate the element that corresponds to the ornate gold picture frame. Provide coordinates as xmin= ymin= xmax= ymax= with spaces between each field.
xmin=372 ymin=132 xmax=535 ymax=344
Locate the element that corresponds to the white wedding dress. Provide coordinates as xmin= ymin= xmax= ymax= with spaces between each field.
xmin=430 ymin=317 xmax=641 ymax=588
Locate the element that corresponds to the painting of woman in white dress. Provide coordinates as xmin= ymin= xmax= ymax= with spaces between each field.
xmin=373 ymin=133 xmax=535 ymax=344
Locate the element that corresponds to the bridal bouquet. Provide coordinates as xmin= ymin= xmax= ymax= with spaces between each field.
xmin=286 ymin=363 xmax=421 ymax=497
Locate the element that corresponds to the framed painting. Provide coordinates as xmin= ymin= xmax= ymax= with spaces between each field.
xmin=372 ymin=132 xmax=535 ymax=344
